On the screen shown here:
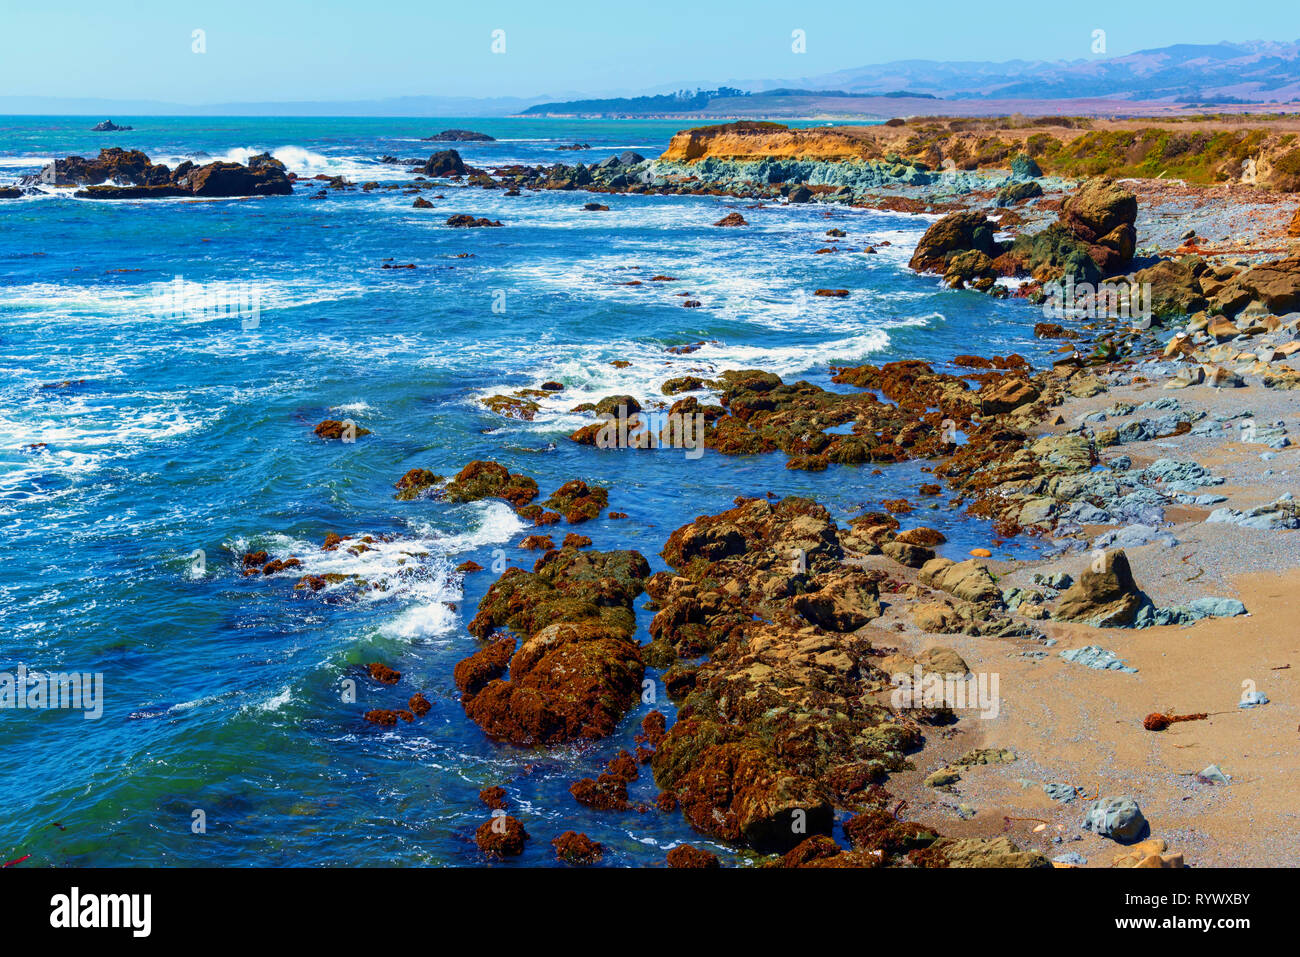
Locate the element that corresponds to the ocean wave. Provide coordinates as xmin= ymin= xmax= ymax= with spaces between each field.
xmin=462 ymin=324 xmax=918 ymax=427
xmin=238 ymin=501 xmax=524 ymax=640
xmin=0 ymin=277 xmax=371 ymax=325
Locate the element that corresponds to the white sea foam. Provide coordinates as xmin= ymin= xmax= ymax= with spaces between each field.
xmin=141 ymin=145 xmax=395 ymax=183
xmin=243 ymin=500 xmax=524 ymax=640
xmin=328 ymin=401 xmax=378 ymax=416
xmin=0 ymin=277 xmax=370 ymax=327
xmin=462 ymin=319 xmax=934 ymax=427
xmin=248 ymin=686 xmax=294 ymax=713
xmin=0 ymin=155 xmax=51 ymax=168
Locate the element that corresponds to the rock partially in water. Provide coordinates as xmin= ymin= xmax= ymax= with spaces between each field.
xmin=24 ymin=148 xmax=293 ymax=199
xmin=551 ymin=831 xmax=603 ymax=864
xmin=422 ymin=129 xmax=495 ymax=142
xmin=475 ymin=814 xmax=528 ymax=857
xmin=666 ymin=844 xmax=720 ymax=868
xmin=457 ymin=548 xmax=650 ymax=745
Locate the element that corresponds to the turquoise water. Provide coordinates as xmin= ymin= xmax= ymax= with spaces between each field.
xmin=0 ymin=116 xmax=1052 ymax=866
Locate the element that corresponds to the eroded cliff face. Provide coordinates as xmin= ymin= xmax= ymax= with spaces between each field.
xmin=656 ymin=118 xmax=1300 ymax=192
xmin=659 ymin=121 xmax=881 ymax=163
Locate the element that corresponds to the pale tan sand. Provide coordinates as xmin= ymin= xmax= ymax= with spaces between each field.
xmin=867 ymin=367 xmax=1300 ymax=866
xmin=882 ymin=570 xmax=1300 ymax=867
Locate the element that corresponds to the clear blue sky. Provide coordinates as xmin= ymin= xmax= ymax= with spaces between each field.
xmin=1 ymin=0 xmax=1294 ymax=103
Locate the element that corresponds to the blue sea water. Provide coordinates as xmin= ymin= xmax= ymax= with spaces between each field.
xmin=0 ymin=116 xmax=1058 ymax=866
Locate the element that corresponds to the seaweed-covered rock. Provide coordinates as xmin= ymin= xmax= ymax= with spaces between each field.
xmin=647 ymin=497 xmax=927 ymax=853
xmin=552 ymin=831 xmax=603 ymax=864
xmin=666 ymin=844 xmax=721 ymax=868
xmin=475 ymin=814 xmax=528 ymax=857
xmin=457 ymin=549 xmax=650 ymax=745
xmin=443 ymin=460 xmax=538 ymax=507
xmin=394 ymin=468 xmax=443 ymax=501
xmin=542 ymin=479 xmax=609 ymax=523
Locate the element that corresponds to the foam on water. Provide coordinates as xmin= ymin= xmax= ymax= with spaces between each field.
xmin=461 ymin=322 xmax=926 ymax=427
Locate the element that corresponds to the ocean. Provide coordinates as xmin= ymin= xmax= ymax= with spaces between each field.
xmin=0 ymin=116 xmax=1057 ymax=865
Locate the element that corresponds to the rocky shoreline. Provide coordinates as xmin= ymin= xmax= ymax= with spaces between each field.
xmin=407 ymin=121 xmax=1296 ymax=866
xmin=23 ymin=118 xmax=1293 ymax=866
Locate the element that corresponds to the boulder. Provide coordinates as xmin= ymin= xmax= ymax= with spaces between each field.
xmin=421 ymin=149 xmax=469 ymax=177
xmin=1059 ymin=177 xmax=1137 ymax=273
xmin=1010 ymin=153 xmax=1042 ymax=179
xmin=921 ymin=559 xmax=1003 ymax=606
xmin=994 ymin=180 xmax=1043 ymax=206
xmin=1211 ymin=255 xmax=1300 ymax=316
xmin=1053 ymin=549 xmax=1145 ymax=626
xmin=1082 ymin=797 xmax=1147 ymax=843
xmin=1133 ymin=258 xmax=1208 ymax=318
xmin=908 ymin=211 xmax=999 ymax=274
xmin=943 ymin=249 xmax=997 ymax=288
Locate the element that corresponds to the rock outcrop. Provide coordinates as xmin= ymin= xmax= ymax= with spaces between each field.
xmin=423 ymin=130 xmax=495 ymax=142
xmin=645 ymin=496 xmax=937 ymax=853
xmin=22 ymin=148 xmax=292 ymax=198
xmin=455 ymin=547 xmax=650 ymax=745
xmin=1053 ymin=549 xmax=1147 ymax=626
xmin=420 ymin=149 xmax=469 ymax=177
xmin=910 ymin=177 xmax=1137 ymax=286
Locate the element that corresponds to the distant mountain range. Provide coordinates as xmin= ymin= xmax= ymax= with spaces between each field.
xmin=521 ymin=41 xmax=1300 ymax=117
xmin=504 ymin=41 xmax=1300 ymax=119
xmin=787 ymin=41 xmax=1300 ymax=103
xmin=5 ymin=41 xmax=1299 ymax=118
xmin=519 ymin=87 xmax=936 ymax=117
